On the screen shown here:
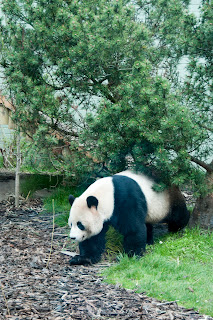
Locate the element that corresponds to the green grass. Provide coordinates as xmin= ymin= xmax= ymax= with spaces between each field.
xmin=0 ymin=155 xmax=4 ymax=168
xmin=103 ymin=228 xmax=213 ymax=316
xmin=43 ymin=187 xmax=213 ymax=315
xmin=43 ymin=186 xmax=81 ymax=226
xmin=105 ymin=226 xmax=124 ymax=260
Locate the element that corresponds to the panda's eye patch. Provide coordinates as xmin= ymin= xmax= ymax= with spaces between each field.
xmin=77 ymin=221 xmax=85 ymax=231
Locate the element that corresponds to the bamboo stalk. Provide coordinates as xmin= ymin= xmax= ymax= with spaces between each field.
xmin=46 ymin=199 xmax=55 ymax=268
xmin=15 ymin=131 xmax=21 ymax=208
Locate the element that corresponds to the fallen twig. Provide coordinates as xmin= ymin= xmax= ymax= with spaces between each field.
xmin=156 ymin=301 xmax=178 ymax=306
xmin=60 ymin=250 xmax=77 ymax=257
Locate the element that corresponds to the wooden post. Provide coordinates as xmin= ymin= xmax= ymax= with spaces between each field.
xmin=15 ymin=131 xmax=21 ymax=207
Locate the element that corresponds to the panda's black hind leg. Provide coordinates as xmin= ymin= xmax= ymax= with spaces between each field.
xmin=146 ymin=223 xmax=154 ymax=245
xmin=123 ymin=225 xmax=147 ymax=257
xmin=168 ymin=204 xmax=190 ymax=232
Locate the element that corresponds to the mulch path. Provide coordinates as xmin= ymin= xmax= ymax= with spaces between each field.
xmin=0 ymin=200 xmax=212 ymax=320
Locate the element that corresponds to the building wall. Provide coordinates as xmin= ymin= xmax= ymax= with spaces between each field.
xmin=0 ymin=105 xmax=9 ymax=125
xmin=0 ymin=97 xmax=15 ymax=149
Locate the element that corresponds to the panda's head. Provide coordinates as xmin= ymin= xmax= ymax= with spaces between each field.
xmin=68 ymin=194 xmax=104 ymax=242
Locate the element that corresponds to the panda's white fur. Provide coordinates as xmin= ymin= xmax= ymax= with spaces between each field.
xmin=68 ymin=177 xmax=114 ymax=241
xmin=116 ymin=171 xmax=170 ymax=223
xmin=68 ymin=170 xmax=189 ymax=265
xmin=69 ymin=170 xmax=170 ymax=241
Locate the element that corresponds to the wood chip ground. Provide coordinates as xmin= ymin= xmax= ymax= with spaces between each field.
xmin=0 ymin=200 xmax=212 ymax=320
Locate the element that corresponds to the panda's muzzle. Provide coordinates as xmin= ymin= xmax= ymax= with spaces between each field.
xmin=69 ymin=232 xmax=87 ymax=242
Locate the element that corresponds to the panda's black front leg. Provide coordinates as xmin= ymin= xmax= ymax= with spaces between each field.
xmin=123 ymin=225 xmax=147 ymax=257
xmin=69 ymin=253 xmax=92 ymax=266
xmin=69 ymin=237 xmax=103 ymax=266
xmin=69 ymin=224 xmax=109 ymax=266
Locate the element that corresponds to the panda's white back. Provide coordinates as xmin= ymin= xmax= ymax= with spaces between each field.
xmin=116 ymin=170 xmax=170 ymax=223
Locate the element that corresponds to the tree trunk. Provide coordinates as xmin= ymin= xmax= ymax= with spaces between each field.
xmin=15 ymin=131 xmax=21 ymax=208
xmin=189 ymin=172 xmax=213 ymax=229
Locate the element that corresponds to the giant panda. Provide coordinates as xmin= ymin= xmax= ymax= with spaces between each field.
xmin=68 ymin=170 xmax=189 ymax=265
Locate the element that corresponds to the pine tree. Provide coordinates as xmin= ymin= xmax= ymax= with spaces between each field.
xmin=182 ymin=0 xmax=213 ymax=228
xmin=0 ymin=0 xmax=212 ymax=227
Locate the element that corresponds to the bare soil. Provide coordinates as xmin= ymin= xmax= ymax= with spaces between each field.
xmin=0 ymin=199 xmax=212 ymax=320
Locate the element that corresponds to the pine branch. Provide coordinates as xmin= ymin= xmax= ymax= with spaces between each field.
xmin=190 ymin=156 xmax=213 ymax=173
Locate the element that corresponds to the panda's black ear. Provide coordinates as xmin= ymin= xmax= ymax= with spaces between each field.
xmin=69 ymin=194 xmax=75 ymax=206
xmin=86 ymin=196 xmax=98 ymax=209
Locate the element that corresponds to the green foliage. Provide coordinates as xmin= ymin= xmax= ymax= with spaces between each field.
xmin=0 ymin=0 xmax=212 ymax=194
xmin=19 ymin=138 xmax=101 ymax=187
xmin=103 ymin=228 xmax=213 ymax=316
xmin=136 ymin=0 xmax=195 ymax=77
xmin=21 ymin=173 xmax=63 ymax=197
xmin=20 ymin=138 xmax=67 ymax=174
xmin=181 ymin=0 xmax=213 ymax=164
xmin=83 ymin=70 xmax=208 ymax=188
xmin=0 ymin=0 xmax=148 ymax=127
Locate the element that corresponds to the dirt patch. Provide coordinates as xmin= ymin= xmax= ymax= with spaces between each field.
xmin=0 ymin=200 xmax=212 ymax=320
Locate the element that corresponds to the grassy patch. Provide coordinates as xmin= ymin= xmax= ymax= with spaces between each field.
xmin=105 ymin=226 xmax=124 ymax=260
xmin=103 ymin=228 xmax=213 ymax=316
xmin=43 ymin=186 xmax=81 ymax=226
xmin=0 ymin=155 xmax=4 ymax=168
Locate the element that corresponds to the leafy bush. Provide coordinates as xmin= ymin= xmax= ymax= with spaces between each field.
xmin=21 ymin=174 xmax=63 ymax=197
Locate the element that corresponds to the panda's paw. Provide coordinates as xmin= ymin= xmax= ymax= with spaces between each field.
xmin=69 ymin=255 xmax=92 ymax=266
